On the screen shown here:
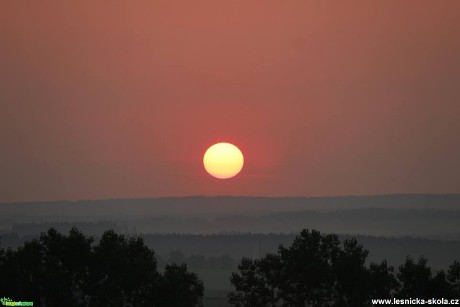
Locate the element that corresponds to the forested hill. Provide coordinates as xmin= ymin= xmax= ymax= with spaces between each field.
xmin=1 ymin=194 xmax=459 ymax=239
xmin=0 ymin=194 xmax=458 ymax=219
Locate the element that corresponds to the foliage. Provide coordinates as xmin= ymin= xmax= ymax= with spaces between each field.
xmin=448 ymin=261 xmax=460 ymax=296
xmin=397 ymin=256 xmax=454 ymax=299
xmin=157 ymin=264 xmax=204 ymax=307
xmin=0 ymin=228 xmax=203 ymax=307
xmin=229 ymin=229 xmax=459 ymax=307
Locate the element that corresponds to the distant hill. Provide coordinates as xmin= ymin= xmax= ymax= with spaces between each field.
xmin=0 ymin=194 xmax=459 ymax=238
xmin=0 ymin=194 xmax=459 ymax=218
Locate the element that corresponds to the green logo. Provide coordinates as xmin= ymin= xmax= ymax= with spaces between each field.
xmin=0 ymin=297 xmax=33 ymax=306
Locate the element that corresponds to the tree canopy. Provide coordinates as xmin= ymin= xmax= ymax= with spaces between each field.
xmin=229 ymin=229 xmax=459 ymax=307
xmin=0 ymin=228 xmax=204 ymax=307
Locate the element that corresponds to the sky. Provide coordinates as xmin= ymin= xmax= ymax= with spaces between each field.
xmin=1 ymin=1 xmax=459 ymax=202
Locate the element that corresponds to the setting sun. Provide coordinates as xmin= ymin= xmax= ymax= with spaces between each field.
xmin=203 ymin=143 xmax=244 ymax=179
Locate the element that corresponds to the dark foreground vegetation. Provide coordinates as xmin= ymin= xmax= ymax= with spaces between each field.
xmin=229 ymin=229 xmax=460 ymax=306
xmin=0 ymin=228 xmax=204 ymax=307
xmin=1 ymin=228 xmax=459 ymax=306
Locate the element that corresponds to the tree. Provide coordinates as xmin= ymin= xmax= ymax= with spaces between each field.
xmin=39 ymin=227 xmax=93 ymax=306
xmin=229 ymin=229 xmax=399 ymax=307
xmin=0 ymin=238 xmax=44 ymax=304
xmin=331 ymin=238 xmax=372 ymax=306
xmin=229 ymin=256 xmax=280 ymax=307
xmin=0 ymin=228 xmax=204 ymax=307
xmin=396 ymin=256 xmax=454 ymax=299
xmin=157 ymin=264 xmax=204 ymax=307
xmin=87 ymin=230 xmax=160 ymax=306
xmin=448 ymin=261 xmax=460 ymax=297
xmin=368 ymin=260 xmax=399 ymax=299
xmin=229 ymin=229 xmax=460 ymax=306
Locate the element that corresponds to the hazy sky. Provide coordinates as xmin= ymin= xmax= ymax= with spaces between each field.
xmin=1 ymin=1 xmax=459 ymax=202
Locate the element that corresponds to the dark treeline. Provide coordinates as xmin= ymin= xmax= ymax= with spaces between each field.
xmin=1 ymin=228 xmax=460 ymax=306
xmin=2 ymin=229 xmax=460 ymax=270
xmin=229 ymin=229 xmax=460 ymax=306
xmin=3 ymin=207 xmax=460 ymax=239
xmin=0 ymin=228 xmax=203 ymax=307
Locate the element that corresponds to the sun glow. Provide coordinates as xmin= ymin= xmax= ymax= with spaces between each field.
xmin=203 ymin=143 xmax=244 ymax=179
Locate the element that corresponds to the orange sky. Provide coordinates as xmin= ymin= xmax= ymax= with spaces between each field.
xmin=1 ymin=1 xmax=459 ymax=202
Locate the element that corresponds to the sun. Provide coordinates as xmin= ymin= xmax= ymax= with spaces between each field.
xmin=203 ymin=142 xmax=244 ymax=179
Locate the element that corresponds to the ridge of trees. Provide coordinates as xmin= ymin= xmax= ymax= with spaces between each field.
xmin=229 ymin=229 xmax=460 ymax=306
xmin=0 ymin=228 xmax=204 ymax=307
xmin=2 ymin=227 xmax=459 ymax=307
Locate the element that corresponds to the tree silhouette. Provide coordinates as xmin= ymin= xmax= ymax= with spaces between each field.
xmin=87 ymin=230 xmax=160 ymax=306
xmin=368 ymin=260 xmax=399 ymax=299
xmin=448 ymin=261 xmax=460 ymax=296
xmin=229 ymin=229 xmax=458 ymax=307
xmin=228 ymin=256 xmax=280 ymax=307
xmin=229 ymin=229 xmax=385 ymax=306
xmin=157 ymin=264 xmax=204 ymax=307
xmin=39 ymin=227 xmax=93 ymax=306
xmin=0 ymin=228 xmax=204 ymax=307
xmin=0 ymin=238 xmax=44 ymax=304
xmin=397 ymin=256 xmax=453 ymax=299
